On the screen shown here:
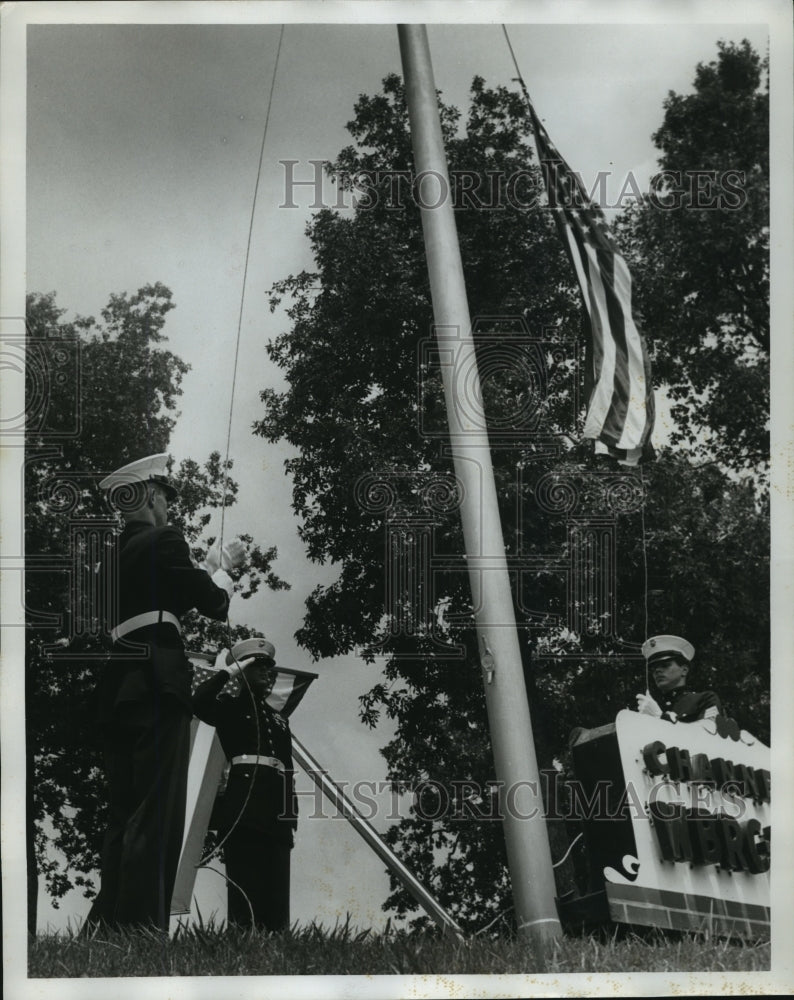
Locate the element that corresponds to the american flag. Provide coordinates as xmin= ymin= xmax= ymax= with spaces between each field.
xmin=528 ymin=102 xmax=655 ymax=466
xmin=189 ymin=654 xmax=318 ymax=717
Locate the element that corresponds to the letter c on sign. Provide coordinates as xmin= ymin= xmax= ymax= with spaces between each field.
xmin=642 ymin=741 xmax=668 ymax=776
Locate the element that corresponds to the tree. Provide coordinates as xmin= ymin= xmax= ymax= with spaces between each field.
xmin=256 ymin=68 xmax=769 ymax=930
xmin=618 ymin=40 xmax=769 ymax=477
xmin=25 ymin=286 xmax=288 ymax=928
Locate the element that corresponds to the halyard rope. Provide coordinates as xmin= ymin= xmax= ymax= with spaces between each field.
xmin=197 ymin=26 xmax=285 ymax=882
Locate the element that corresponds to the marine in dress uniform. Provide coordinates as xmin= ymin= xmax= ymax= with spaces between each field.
xmin=568 ymin=635 xmax=725 ymax=896
xmin=636 ymin=634 xmax=723 ymax=723
xmin=87 ymin=454 xmax=246 ymax=931
xmin=192 ymin=638 xmax=297 ymax=932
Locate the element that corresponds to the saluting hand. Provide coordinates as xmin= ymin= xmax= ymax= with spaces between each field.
xmin=213 ymin=648 xmax=244 ymax=679
xmin=636 ymin=692 xmax=662 ymax=717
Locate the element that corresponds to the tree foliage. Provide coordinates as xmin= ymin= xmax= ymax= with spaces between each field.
xmin=258 ymin=57 xmax=768 ymax=931
xmin=25 ymin=286 xmax=288 ymax=915
xmin=618 ymin=40 xmax=769 ymax=475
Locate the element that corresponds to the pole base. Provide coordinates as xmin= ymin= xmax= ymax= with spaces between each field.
xmin=555 ymin=889 xmax=611 ymax=934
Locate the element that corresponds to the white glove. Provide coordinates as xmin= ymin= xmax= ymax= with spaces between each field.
xmin=213 ymin=648 xmax=234 ymax=678
xmin=223 ymin=538 xmax=248 ymax=571
xmin=203 ymin=541 xmax=221 ymax=575
xmin=204 ymin=538 xmax=248 ymax=575
xmin=227 ymin=654 xmax=257 ymax=679
xmin=636 ymin=692 xmax=663 ymax=718
xmin=214 ymin=647 xmax=245 ymax=679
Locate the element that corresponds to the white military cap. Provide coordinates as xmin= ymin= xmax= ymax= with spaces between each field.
xmin=641 ymin=634 xmax=695 ymax=664
xmin=228 ymin=637 xmax=276 ymax=664
xmin=99 ymin=453 xmax=179 ymax=500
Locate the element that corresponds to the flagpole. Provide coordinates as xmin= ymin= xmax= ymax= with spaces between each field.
xmin=292 ymin=734 xmax=465 ymax=938
xmin=398 ymin=24 xmax=561 ymax=945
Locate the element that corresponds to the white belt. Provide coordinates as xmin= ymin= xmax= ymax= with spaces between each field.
xmin=231 ymin=755 xmax=285 ymax=773
xmin=111 ymin=610 xmax=181 ymax=643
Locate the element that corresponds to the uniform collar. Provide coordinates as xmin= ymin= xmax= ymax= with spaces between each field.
xmin=660 ymin=686 xmax=689 ymax=703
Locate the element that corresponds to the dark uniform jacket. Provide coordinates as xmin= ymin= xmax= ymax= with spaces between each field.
xmin=192 ymin=669 xmax=298 ymax=846
xmin=655 ymin=686 xmax=723 ymax=723
xmin=98 ymin=520 xmax=230 ymax=720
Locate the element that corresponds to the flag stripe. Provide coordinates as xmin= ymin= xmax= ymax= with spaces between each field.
xmin=267 ymin=670 xmax=317 ymax=717
xmin=268 ymin=673 xmax=296 ymax=714
xmin=554 ymin=198 xmax=613 ymax=425
xmin=578 ymin=237 xmax=620 ymax=438
xmin=527 ymin=100 xmax=654 ymax=465
xmin=612 ymin=254 xmax=651 ymax=449
xmin=542 ymin=151 xmax=626 ymax=442
xmin=597 ymin=245 xmax=632 ymax=445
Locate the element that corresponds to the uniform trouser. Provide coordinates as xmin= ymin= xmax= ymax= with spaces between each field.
xmin=224 ymin=827 xmax=291 ymax=932
xmin=89 ymin=694 xmax=191 ymax=931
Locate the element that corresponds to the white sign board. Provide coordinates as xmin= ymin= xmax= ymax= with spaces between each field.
xmin=601 ymin=709 xmax=770 ymax=937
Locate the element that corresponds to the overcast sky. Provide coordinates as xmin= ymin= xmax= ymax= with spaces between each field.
xmin=3 ymin=2 xmax=792 ymax=996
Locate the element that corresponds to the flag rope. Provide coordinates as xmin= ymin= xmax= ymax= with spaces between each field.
xmin=219 ymin=23 xmax=285 ymax=553
xmin=197 ymin=864 xmax=257 ymax=930
xmin=501 ymin=24 xmax=534 ymax=104
xmin=197 ymin=25 xmax=285 ymax=874
xmin=640 ymin=464 xmax=651 ymax=692
xmin=195 ymin=662 xmax=263 ymax=868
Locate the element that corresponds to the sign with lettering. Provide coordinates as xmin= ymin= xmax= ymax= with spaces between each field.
xmin=602 ymin=710 xmax=770 ymax=937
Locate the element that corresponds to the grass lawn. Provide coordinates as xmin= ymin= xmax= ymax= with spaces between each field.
xmin=28 ymin=917 xmax=770 ymax=978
